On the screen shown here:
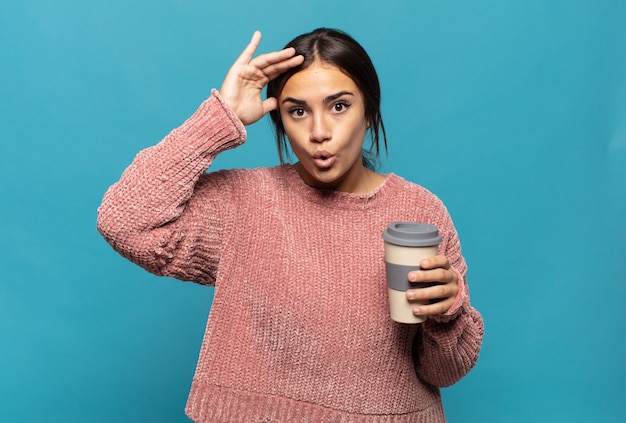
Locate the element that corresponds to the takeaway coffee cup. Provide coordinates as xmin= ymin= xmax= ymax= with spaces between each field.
xmin=382 ymin=222 xmax=442 ymax=324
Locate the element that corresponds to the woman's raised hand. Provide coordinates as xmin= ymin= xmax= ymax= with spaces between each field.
xmin=219 ymin=31 xmax=304 ymax=126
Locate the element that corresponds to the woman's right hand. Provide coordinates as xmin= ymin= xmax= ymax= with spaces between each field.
xmin=219 ymin=31 xmax=304 ymax=126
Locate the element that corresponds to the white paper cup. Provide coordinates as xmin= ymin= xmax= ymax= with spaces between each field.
xmin=382 ymin=222 xmax=442 ymax=324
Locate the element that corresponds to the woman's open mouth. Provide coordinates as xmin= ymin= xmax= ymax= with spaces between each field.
xmin=313 ymin=151 xmax=335 ymax=169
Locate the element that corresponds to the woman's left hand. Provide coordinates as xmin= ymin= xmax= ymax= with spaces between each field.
xmin=406 ymin=255 xmax=459 ymax=317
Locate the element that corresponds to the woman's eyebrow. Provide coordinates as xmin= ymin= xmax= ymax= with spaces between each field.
xmin=323 ymin=91 xmax=355 ymax=103
xmin=281 ymin=91 xmax=355 ymax=106
xmin=281 ymin=97 xmax=306 ymax=105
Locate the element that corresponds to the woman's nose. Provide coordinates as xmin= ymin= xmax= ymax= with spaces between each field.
xmin=309 ymin=114 xmax=331 ymax=143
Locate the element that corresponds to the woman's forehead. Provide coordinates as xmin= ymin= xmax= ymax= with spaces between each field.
xmin=279 ymin=62 xmax=360 ymax=98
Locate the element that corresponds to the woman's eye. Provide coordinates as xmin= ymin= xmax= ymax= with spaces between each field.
xmin=333 ymin=102 xmax=350 ymax=112
xmin=290 ymin=108 xmax=306 ymax=118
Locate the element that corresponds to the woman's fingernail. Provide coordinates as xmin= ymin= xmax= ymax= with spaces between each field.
xmin=407 ymin=291 xmax=415 ymax=300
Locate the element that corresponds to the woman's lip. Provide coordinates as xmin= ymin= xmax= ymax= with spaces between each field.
xmin=313 ymin=150 xmax=333 ymax=159
xmin=312 ymin=153 xmax=335 ymax=169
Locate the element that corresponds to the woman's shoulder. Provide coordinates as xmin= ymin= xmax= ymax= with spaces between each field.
xmin=384 ymin=174 xmax=454 ymax=226
xmin=195 ymin=165 xmax=286 ymax=192
xmin=388 ymin=174 xmax=445 ymax=204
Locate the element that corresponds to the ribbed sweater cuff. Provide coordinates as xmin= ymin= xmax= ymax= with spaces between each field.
xmin=175 ymin=89 xmax=247 ymax=157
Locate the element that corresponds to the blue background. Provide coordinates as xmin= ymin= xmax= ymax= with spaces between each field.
xmin=1 ymin=0 xmax=625 ymax=421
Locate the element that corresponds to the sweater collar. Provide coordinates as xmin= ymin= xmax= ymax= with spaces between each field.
xmin=280 ymin=164 xmax=402 ymax=210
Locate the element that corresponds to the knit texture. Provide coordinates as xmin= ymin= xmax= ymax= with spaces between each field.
xmin=97 ymin=90 xmax=484 ymax=422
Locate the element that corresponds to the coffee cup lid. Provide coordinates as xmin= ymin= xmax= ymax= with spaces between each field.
xmin=382 ymin=222 xmax=442 ymax=247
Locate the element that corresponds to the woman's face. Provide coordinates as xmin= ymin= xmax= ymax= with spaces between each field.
xmin=278 ymin=61 xmax=370 ymax=193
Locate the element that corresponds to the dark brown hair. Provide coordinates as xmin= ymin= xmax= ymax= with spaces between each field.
xmin=267 ymin=28 xmax=387 ymax=170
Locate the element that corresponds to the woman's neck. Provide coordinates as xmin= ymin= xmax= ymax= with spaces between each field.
xmin=292 ymin=162 xmax=386 ymax=194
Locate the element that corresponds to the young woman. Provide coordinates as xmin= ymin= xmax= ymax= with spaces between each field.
xmin=98 ymin=28 xmax=484 ymax=422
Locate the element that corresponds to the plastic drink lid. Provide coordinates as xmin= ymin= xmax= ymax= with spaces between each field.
xmin=382 ymin=222 xmax=442 ymax=247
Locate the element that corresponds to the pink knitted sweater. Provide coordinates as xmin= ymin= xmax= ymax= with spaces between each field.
xmin=97 ymin=91 xmax=484 ymax=422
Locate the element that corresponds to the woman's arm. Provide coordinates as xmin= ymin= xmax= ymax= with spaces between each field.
xmin=412 ymin=213 xmax=485 ymax=387
xmin=96 ymin=92 xmax=246 ymax=283
xmin=97 ymin=31 xmax=304 ymax=283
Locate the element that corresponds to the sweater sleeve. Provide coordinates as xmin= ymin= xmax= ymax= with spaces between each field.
xmin=413 ymin=209 xmax=484 ymax=387
xmin=96 ymin=90 xmax=246 ymax=285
